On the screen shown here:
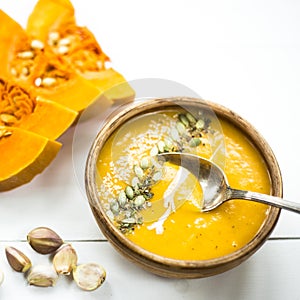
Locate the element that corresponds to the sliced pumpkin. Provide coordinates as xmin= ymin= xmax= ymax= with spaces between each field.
xmin=20 ymin=97 xmax=77 ymax=140
xmin=0 ymin=10 xmax=41 ymax=83
xmin=0 ymin=126 xmax=61 ymax=191
xmin=26 ymin=0 xmax=75 ymax=42
xmin=0 ymin=78 xmax=77 ymax=140
xmin=29 ymin=50 xmax=101 ymax=112
xmin=26 ymin=0 xmax=135 ymax=104
xmin=0 ymin=10 xmax=103 ymax=113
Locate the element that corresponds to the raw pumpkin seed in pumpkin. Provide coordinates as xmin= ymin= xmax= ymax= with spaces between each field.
xmin=26 ymin=0 xmax=135 ymax=105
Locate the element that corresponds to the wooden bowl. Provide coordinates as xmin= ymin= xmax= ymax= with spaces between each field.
xmin=85 ymin=97 xmax=282 ymax=278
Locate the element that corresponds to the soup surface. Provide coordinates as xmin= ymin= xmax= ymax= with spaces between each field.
xmin=96 ymin=109 xmax=270 ymax=260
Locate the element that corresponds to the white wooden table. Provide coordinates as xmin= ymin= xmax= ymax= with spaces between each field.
xmin=1 ymin=0 xmax=300 ymax=299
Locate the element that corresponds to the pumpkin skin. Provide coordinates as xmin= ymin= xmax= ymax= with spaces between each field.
xmin=26 ymin=0 xmax=135 ymax=105
xmin=0 ymin=126 xmax=61 ymax=191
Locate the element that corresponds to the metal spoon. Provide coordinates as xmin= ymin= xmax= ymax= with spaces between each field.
xmin=157 ymin=152 xmax=300 ymax=213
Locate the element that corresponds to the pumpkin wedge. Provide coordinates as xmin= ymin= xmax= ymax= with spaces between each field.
xmin=0 ymin=10 xmax=102 ymax=113
xmin=0 ymin=126 xmax=61 ymax=191
xmin=0 ymin=10 xmax=43 ymax=84
xmin=0 ymin=78 xmax=77 ymax=140
xmin=26 ymin=0 xmax=135 ymax=104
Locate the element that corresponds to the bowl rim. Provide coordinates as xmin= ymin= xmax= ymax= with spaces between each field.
xmin=85 ymin=96 xmax=282 ymax=275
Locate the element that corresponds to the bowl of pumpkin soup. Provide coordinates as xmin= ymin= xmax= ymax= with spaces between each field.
xmin=85 ymin=97 xmax=282 ymax=278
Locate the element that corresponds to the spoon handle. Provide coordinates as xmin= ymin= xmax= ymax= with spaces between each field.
xmin=228 ymin=188 xmax=300 ymax=213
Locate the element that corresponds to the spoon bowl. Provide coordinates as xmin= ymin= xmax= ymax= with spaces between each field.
xmin=158 ymin=152 xmax=300 ymax=214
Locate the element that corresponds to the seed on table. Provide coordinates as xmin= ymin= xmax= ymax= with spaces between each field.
xmin=0 ymin=269 xmax=3 ymax=286
xmin=73 ymin=263 xmax=106 ymax=291
xmin=5 ymin=246 xmax=32 ymax=273
xmin=27 ymin=227 xmax=64 ymax=254
xmin=27 ymin=264 xmax=58 ymax=287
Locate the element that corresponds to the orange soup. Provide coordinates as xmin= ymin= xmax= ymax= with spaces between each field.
xmin=96 ymin=110 xmax=270 ymax=260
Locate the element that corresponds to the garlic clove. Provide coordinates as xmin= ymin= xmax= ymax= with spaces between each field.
xmin=5 ymin=246 xmax=32 ymax=272
xmin=27 ymin=227 xmax=64 ymax=254
xmin=27 ymin=264 xmax=58 ymax=287
xmin=53 ymin=244 xmax=78 ymax=275
xmin=73 ymin=263 xmax=106 ymax=291
xmin=0 ymin=269 xmax=4 ymax=286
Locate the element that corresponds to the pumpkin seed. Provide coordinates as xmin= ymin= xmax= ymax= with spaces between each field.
xmin=0 ymin=129 xmax=12 ymax=138
xmin=57 ymin=45 xmax=69 ymax=55
xmin=157 ymin=141 xmax=165 ymax=153
xmin=186 ymin=112 xmax=196 ymax=124
xmin=125 ymin=186 xmax=134 ymax=199
xmin=118 ymin=190 xmax=127 ymax=207
xmin=140 ymin=157 xmax=150 ymax=169
xmin=152 ymin=171 xmax=162 ymax=182
xmin=110 ymin=200 xmax=119 ymax=215
xmin=58 ymin=37 xmax=71 ymax=46
xmin=17 ymin=51 xmax=34 ymax=59
xmin=195 ymin=119 xmax=205 ymax=130
xmin=122 ymin=217 xmax=137 ymax=224
xmin=131 ymin=176 xmax=140 ymax=187
xmin=150 ymin=145 xmax=159 ymax=156
xmin=189 ymin=137 xmax=201 ymax=147
xmin=176 ymin=121 xmax=186 ymax=135
xmin=31 ymin=39 xmax=44 ymax=50
xmin=170 ymin=127 xmax=180 ymax=141
xmin=106 ymin=210 xmax=114 ymax=221
xmin=164 ymin=136 xmax=173 ymax=149
xmin=34 ymin=77 xmax=42 ymax=87
xmin=48 ymin=32 xmax=60 ymax=45
xmin=10 ymin=68 xmax=17 ymax=76
xmin=179 ymin=114 xmax=189 ymax=127
xmin=0 ymin=114 xmax=17 ymax=124
xmin=21 ymin=67 xmax=29 ymax=76
xmin=41 ymin=77 xmax=56 ymax=87
xmin=134 ymin=195 xmax=145 ymax=207
xmin=134 ymin=165 xmax=144 ymax=179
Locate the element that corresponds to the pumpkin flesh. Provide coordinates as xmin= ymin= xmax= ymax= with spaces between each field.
xmin=26 ymin=0 xmax=135 ymax=104
xmin=0 ymin=126 xmax=61 ymax=191
xmin=0 ymin=78 xmax=77 ymax=140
